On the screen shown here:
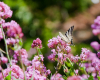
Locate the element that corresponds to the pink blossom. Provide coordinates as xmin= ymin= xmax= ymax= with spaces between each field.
xmin=97 ymin=52 xmax=100 ymax=58
xmin=65 ymin=46 xmax=71 ymax=53
xmin=80 ymin=48 xmax=90 ymax=61
xmin=0 ymin=28 xmax=3 ymax=40
xmin=2 ymin=21 xmax=11 ymax=28
xmin=70 ymin=55 xmax=80 ymax=63
xmin=91 ymin=41 xmax=100 ymax=51
xmin=39 ymin=55 xmax=44 ymax=61
xmin=14 ymin=49 xmax=28 ymax=66
xmin=7 ymin=20 xmax=23 ymax=38
xmin=3 ymin=68 xmax=11 ymax=78
xmin=11 ymin=65 xmax=24 ymax=79
xmin=51 ymin=73 xmax=64 ymax=80
xmin=14 ymin=49 xmax=28 ymax=59
xmin=25 ymin=65 xmax=50 ymax=80
xmin=6 ymin=38 xmax=19 ymax=45
xmin=0 ymin=18 xmax=5 ymax=24
xmin=92 ymin=29 xmax=100 ymax=35
xmin=0 ymin=56 xmax=8 ymax=63
xmin=0 ymin=73 xmax=3 ymax=80
xmin=45 ymin=70 xmax=51 ymax=76
xmin=48 ymin=53 xmax=56 ymax=61
xmin=67 ymin=76 xmax=81 ymax=80
xmin=48 ymin=36 xmax=62 ymax=48
xmin=31 ymin=38 xmax=42 ymax=49
xmin=11 ymin=59 xmax=17 ymax=65
xmin=0 ymin=2 xmax=13 ymax=19
xmin=91 ymin=16 xmax=100 ymax=35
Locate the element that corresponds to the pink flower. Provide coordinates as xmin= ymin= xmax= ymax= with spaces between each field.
xmin=31 ymin=38 xmax=42 ymax=49
xmin=70 ymin=55 xmax=80 ymax=63
xmin=65 ymin=46 xmax=71 ymax=53
xmin=3 ymin=67 xmax=11 ymax=77
xmin=80 ymin=48 xmax=90 ymax=61
xmin=7 ymin=20 xmax=23 ymax=38
xmin=6 ymin=38 xmax=19 ymax=45
xmin=48 ymin=36 xmax=62 ymax=48
xmin=0 ymin=2 xmax=13 ymax=19
xmin=51 ymin=73 xmax=64 ymax=80
xmin=92 ymin=29 xmax=100 ymax=35
xmin=97 ymin=52 xmax=100 ymax=58
xmin=0 ymin=18 xmax=5 ymax=24
xmin=14 ymin=49 xmax=28 ymax=59
xmin=45 ymin=70 xmax=51 ymax=76
xmin=0 ymin=28 xmax=3 ymax=40
xmin=14 ymin=49 xmax=29 ymax=65
xmin=11 ymin=65 xmax=24 ymax=79
xmin=91 ymin=41 xmax=100 ymax=51
xmin=0 ymin=73 xmax=3 ymax=80
xmin=48 ymin=53 xmax=56 ymax=61
xmin=0 ymin=56 xmax=8 ymax=63
xmin=67 ymin=76 xmax=81 ymax=80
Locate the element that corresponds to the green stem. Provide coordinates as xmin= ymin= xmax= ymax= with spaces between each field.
xmin=19 ymin=51 xmax=26 ymax=80
xmin=67 ymin=58 xmax=76 ymax=75
xmin=0 ymin=24 xmax=11 ymax=66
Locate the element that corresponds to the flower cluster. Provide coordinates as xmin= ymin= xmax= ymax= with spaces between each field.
xmin=3 ymin=65 xmax=24 ymax=79
xmin=31 ymin=38 xmax=42 ymax=49
xmin=14 ymin=49 xmax=31 ymax=66
xmin=1 ymin=1 xmax=100 ymax=80
xmin=91 ymin=16 xmax=100 ymax=36
xmin=48 ymin=36 xmax=71 ymax=64
xmin=6 ymin=38 xmax=19 ymax=45
xmin=25 ymin=55 xmax=51 ymax=80
xmin=47 ymin=35 xmax=100 ymax=80
xmin=0 ymin=2 xmax=13 ymax=19
xmin=6 ymin=20 xmax=24 ymax=38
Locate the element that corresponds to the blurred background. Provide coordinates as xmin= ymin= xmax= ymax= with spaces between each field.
xmin=1 ymin=0 xmax=100 ymax=74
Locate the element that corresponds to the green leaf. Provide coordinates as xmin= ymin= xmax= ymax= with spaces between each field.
xmin=37 ymin=48 xmax=42 ymax=55
xmin=5 ymin=71 xmax=11 ymax=80
xmin=97 ymin=76 xmax=100 ymax=80
xmin=62 ymin=75 xmax=67 ymax=79
xmin=88 ymin=75 xmax=94 ymax=80
xmin=19 ymin=39 xmax=23 ymax=46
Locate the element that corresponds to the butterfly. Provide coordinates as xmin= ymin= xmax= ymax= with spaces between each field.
xmin=59 ymin=26 xmax=74 ymax=45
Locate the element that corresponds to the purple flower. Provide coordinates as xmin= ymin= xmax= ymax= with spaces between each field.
xmin=65 ymin=46 xmax=71 ymax=53
xmin=0 ymin=56 xmax=8 ymax=64
xmin=51 ymin=73 xmax=64 ymax=80
xmin=6 ymin=38 xmax=19 ymax=45
xmin=91 ymin=16 xmax=100 ymax=35
xmin=67 ymin=76 xmax=81 ymax=80
xmin=11 ymin=65 xmax=24 ymax=79
xmin=80 ymin=48 xmax=90 ymax=61
xmin=0 ymin=18 xmax=5 ymax=24
xmin=91 ymin=41 xmax=100 ymax=51
xmin=0 ymin=2 xmax=13 ymax=19
xmin=92 ymin=29 xmax=100 ymax=36
xmin=7 ymin=20 xmax=24 ymax=38
xmin=97 ymin=52 xmax=100 ymax=58
xmin=31 ymin=38 xmax=42 ymax=49
xmin=3 ymin=67 xmax=11 ymax=77
xmin=48 ymin=36 xmax=62 ymax=48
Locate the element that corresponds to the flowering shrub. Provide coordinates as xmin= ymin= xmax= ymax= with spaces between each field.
xmin=0 ymin=1 xmax=100 ymax=80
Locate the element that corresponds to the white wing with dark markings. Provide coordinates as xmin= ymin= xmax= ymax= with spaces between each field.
xmin=59 ymin=26 xmax=74 ymax=45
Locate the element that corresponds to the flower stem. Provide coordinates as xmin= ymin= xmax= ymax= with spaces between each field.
xmin=19 ymin=51 xmax=26 ymax=80
xmin=0 ymin=24 xmax=11 ymax=66
xmin=67 ymin=58 xmax=76 ymax=75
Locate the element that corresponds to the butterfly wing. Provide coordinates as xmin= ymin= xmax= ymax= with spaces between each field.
xmin=65 ymin=26 xmax=74 ymax=44
xmin=59 ymin=32 xmax=70 ymax=43
xmin=59 ymin=26 xmax=74 ymax=44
